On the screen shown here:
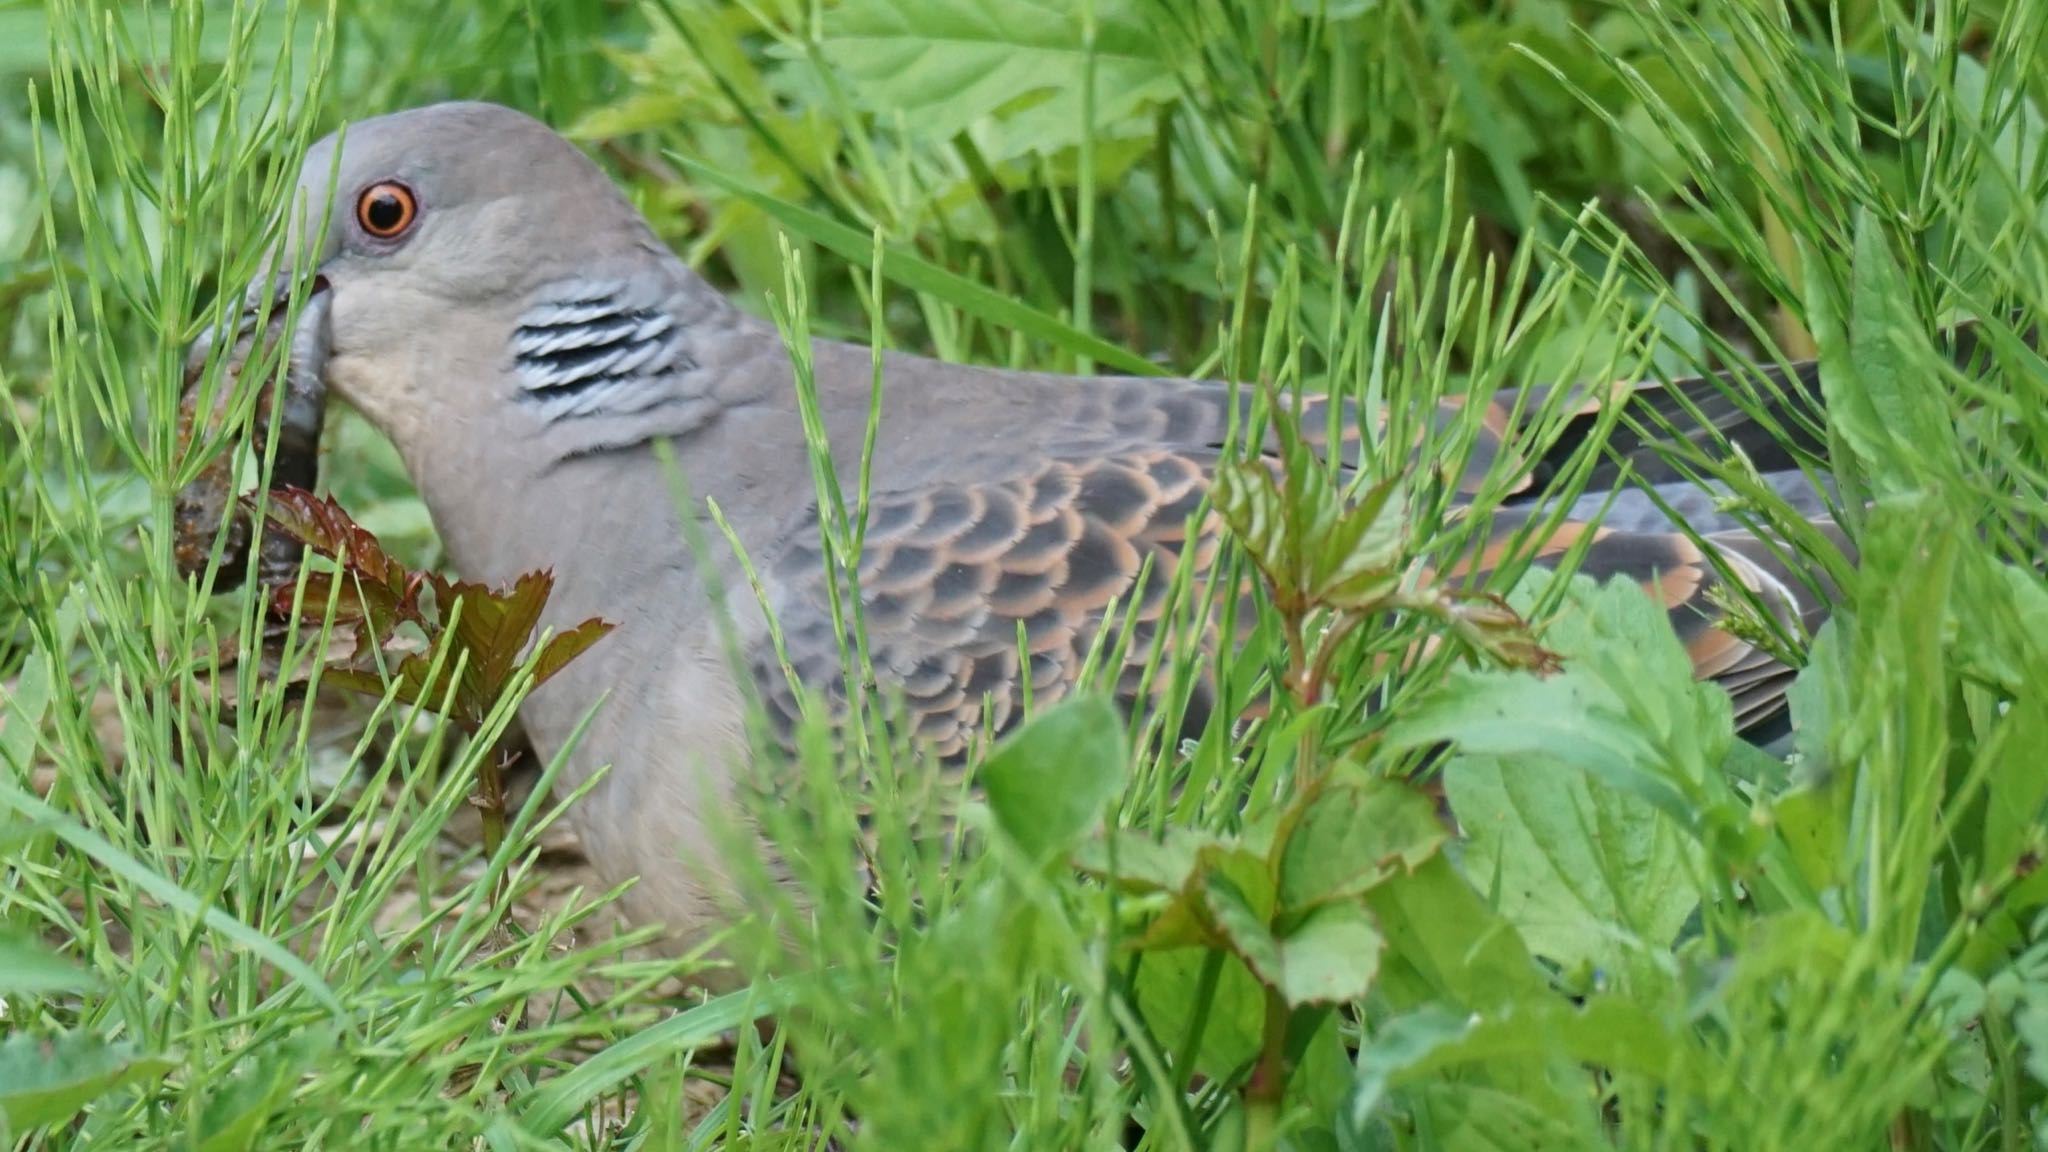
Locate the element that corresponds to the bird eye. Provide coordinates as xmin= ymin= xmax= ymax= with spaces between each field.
xmin=355 ymin=181 xmax=417 ymax=240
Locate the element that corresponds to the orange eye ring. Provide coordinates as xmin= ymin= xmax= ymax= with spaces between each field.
xmin=355 ymin=181 xmax=417 ymax=239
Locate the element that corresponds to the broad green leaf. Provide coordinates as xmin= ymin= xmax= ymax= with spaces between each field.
xmin=1072 ymin=826 xmax=1209 ymax=893
xmin=669 ymin=155 xmax=1165 ymax=377
xmin=0 ymin=1033 xmax=175 ymax=1132
xmin=1367 ymin=857 xmax=1547 ymax=1013
xmin=1804 ymin=210 xmax=1957 ymax=495
xmin=980 ymin=694 xmax=1128 ymax=865
xmin=1136 ymin=839 xmax=1270 ymax=951
xmin=1381 ymin=575 xmax=1745 ymax=842
xmin=0 ymin=930 xmax=95 ymax=996
xmin=1446 ymin=753 xmax=1701 ymax=972
xmin=1398 ymin=1081 xmax=1605 ymax=1150
xmin=1342 ymin=997 xmax=1677 ymax=1146
xmin=1340 ymin=1005 xmax=1475 ymax=1144
xmin=1847 ymin=211 xmax=1957 ymax=483
xmin=1267 ymin=903 xmax=1385 ymax=1009
xmin=1131 ymin=948 xmax=1353 ymax=1103
xmin=1953 ymin=552 xmax=2048 ymax=698
xmin=1204 ymin=871 xmax=1283 ymax=978
xmin=1772 ymin=784 xmax=1848 ymax=896
xmin=819 ymin=0 xmax=1176 ymax=161
xmin=2016 ymin=994 xmax=2048 ymax=1089
xmin=1278 ymin=779 xmax=1447 ymax=913
xmin=1134 ymin=948 xmax=1266 ymax=1078
xmin=1379 ymin=665 xmax=1693 ymax=827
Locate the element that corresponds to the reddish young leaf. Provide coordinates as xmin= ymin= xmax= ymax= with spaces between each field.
xmin=240 ymin=491 xmax=617 ymax=732
xmin=249 ymin=487 xmax=407 ymax=590
xmin=437 ymin=571 xmax=556 ymax=711
xmin=530 ymin=617 xmax=616 ymax=688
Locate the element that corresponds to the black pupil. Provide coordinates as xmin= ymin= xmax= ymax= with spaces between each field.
xmin=366 ymin=192 xmax=405 ymax=232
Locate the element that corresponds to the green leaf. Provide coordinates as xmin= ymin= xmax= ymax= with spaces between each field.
xmin=1379 ymin=663 xmax=1692 ymax=826
xmin=1380 ymin=574 xmax=1744 ymax=842
xmin=1134 ymin=946 xmax=1267 ymax=1078
xmin=1772 ymin=784 xmax=1848 ymax=896
xmin=1212 ymin=461 xmax=1294 ymax=594
xmin=0 ymin=929 xmax=96 ymax=997
xmin=669 ymin=155 xmax=1165 ymax=377
xmin=1278 ymin=779 xmax=1447 ymax=913
xmin=0 ymin=641 xmax=54 ymax=775
xmin=1339 ymin=1004 xmax=1475 ymax=1141
xmin=1341 ymin=997 xmax=1674 ymax=1148
xmin=1072 ymin=826 xmax=1209 ymax=893
xmin=1135 ymin=840 xmax=1270 ymax=951
xmin=1446 ymin=753 xmax=1701 ymax=971
xmin=980 ymin=694 xmax=1128 ymax=865
xmin=819 ymin=0 xmax=1176 ymax=161
xmin=1366 ymin=856 xmax=1548 ymax=1013
xmin=2016 ymin=994 xmax=2048 ymax=1089
xmin=1310 ymin=478 xmax=1408 ymax=606
xmin=520 ymin=981 xmax=797 ymax=1134
xmin=1804 ymin=210 xmax=1957 ymax=495
xmin=1130 ymin=944 xmax=1360 ymax=1109
xmin=1266 ymin=903 xmax=1385 ymax=1009
xmin=0 ymin=1033 xmax=175 ymax=1132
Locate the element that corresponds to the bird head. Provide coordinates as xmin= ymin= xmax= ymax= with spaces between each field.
xmin=232 ymin=101 xmax=668 ymax=445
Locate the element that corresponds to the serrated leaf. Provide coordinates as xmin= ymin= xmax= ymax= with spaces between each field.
xmin=1271 ymin=903 xmax=1385 ymax=1008
xmin=1136 ymin=840 xmax=1271 ymax=951
xmin=439 ymin=571 xmax=556 ymax=711
xmin=1381 ymin=574 xmax=1739 ymax=835
xmin=1341 ymin=998 xmax=1671 ymax=1146
xmin=1279 ymin=780 xmax=1448 ymax=913
xmin=0 ymin=1033 xmax=175 ymax=1132
xmin=1208 ymin=877 xmax=1384 ymax=1009
xmin=981 ymin=694 xmax=1128 ymax=865
xmin=529 ymin=617 xmax=617 ymax=689
xmin=1310 ymin=478 xmax=1408 ymax=605
xmin=1213 ymin=461 xmax=1295 ymax=593
xmin=255 ymin=487 xmax=406 ymax=590
xmin=1204 ymin=871 xmax=1281 ymax=973
xmin=1380 ymin=665 xmax=1690 ymax=824
xmin=1446 ymin=753 xmax=1701 ymax=971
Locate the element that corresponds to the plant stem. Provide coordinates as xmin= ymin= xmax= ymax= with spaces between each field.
xmin=475 ymin=739 xmax=513 ymax=910
xmin=1243 ymin=984 xmax=1292 ymax=1152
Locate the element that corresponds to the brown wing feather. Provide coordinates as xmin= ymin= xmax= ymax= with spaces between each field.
xmin=752 ymin=455 xmax=1834 ymax=759
xmin=755 ymin=449 xmax=1228 ymax=759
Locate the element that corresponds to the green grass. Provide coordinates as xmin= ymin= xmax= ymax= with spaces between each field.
xmin=3 ymin=0 xmax=2047 ymax=1148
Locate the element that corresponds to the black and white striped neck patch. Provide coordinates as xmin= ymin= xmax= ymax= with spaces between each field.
xmin=511 ymin=280 xmax=698 ymax=421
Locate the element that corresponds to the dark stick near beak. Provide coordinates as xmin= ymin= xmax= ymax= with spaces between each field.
xmin=173 ymin=274 xmax=331 ymax=591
